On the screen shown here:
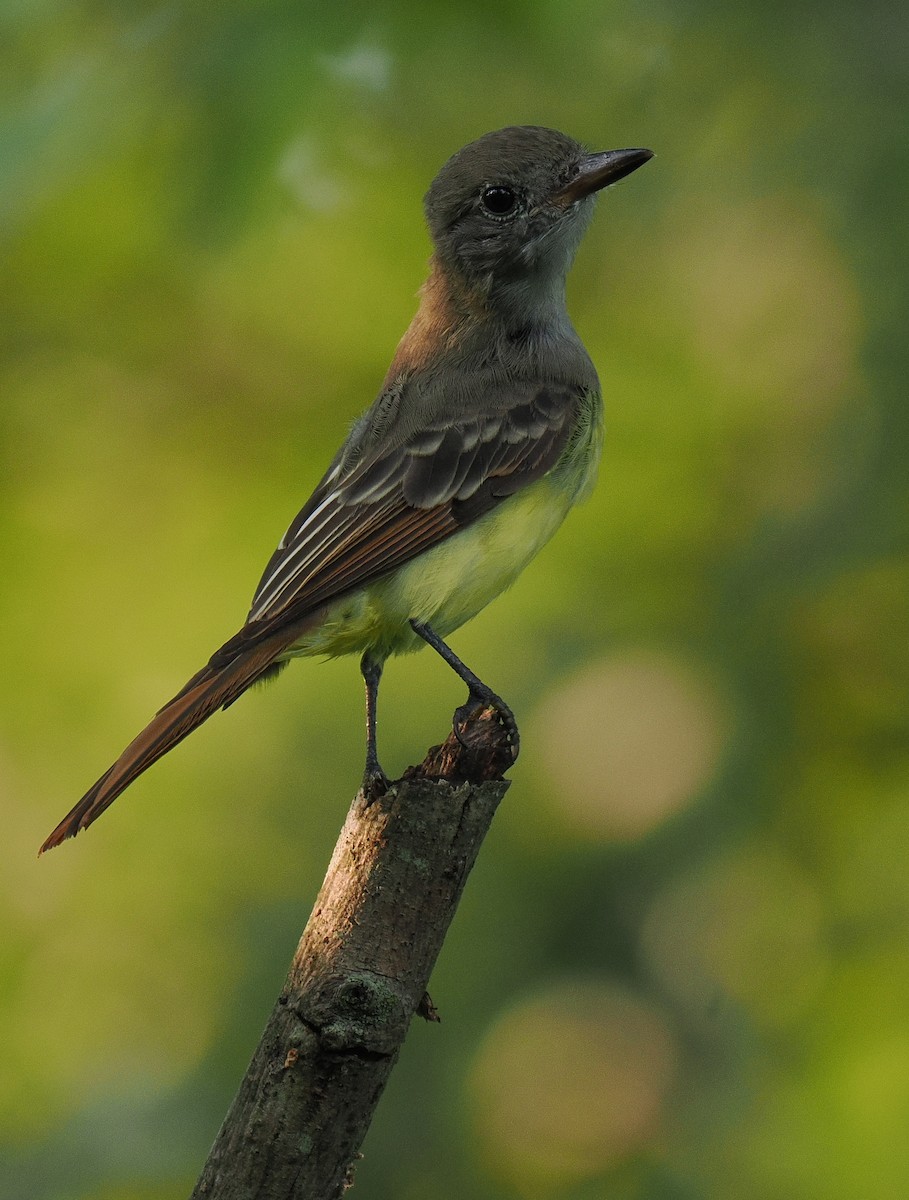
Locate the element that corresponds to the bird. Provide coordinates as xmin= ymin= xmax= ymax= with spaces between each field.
xmin=39 ymin=125 xmax=652 ymax=854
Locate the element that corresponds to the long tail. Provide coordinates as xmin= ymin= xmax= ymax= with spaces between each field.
xmin=39 ymin=636 xmax=290 ymax=855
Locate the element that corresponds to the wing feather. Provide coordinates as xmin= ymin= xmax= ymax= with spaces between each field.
xmin=226 ymin=380 xmax=582 ymax=666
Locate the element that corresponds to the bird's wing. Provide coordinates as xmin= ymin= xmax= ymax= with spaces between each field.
xmin=210 ymin=381 xmax=580 ymax=668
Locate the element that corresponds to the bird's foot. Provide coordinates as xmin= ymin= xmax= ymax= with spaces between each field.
xmin=361 ymin=761 xmax=390 ymax=805
xmin=454 ymin=687 xmax=520 ymax=761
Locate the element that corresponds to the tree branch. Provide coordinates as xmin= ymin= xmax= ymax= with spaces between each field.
xmin=191 ymin=706 xmax=514 ymax=1199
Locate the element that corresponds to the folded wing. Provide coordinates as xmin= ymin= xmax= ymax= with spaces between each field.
xmin=214 ymin=381 xmax=580 ymax=668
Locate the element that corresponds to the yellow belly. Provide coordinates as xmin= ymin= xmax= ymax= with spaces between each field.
xmin=375 ymin=474 xmax=577 ymax=645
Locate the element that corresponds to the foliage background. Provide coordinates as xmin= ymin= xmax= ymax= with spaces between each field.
xmin=2 ymin=2 xmax=907 ymax=1197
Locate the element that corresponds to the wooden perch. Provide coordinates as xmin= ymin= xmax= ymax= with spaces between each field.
xmin=191 ymin=705 xmax=514 ymax=1199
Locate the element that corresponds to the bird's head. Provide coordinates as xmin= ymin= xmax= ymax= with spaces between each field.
xmin=424 ymin=126 xmax=652 ymax=312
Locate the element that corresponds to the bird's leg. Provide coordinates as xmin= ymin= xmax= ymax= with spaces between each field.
xmin=360 ymin=652 xmax=389 ymax=801
xmin=409 ymin=619 xmax=519 ymax=760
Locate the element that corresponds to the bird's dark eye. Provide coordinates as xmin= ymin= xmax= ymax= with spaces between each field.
xmin=480 ymin=185 xmax=517 ymax=216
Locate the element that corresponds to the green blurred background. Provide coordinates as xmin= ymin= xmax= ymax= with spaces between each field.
xmin=3 ymin=1 xmax=907 ymax=1197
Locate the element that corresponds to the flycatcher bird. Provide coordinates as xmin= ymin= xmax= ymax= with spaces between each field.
xmin=40 ymin=125 xmax=652 ymax=854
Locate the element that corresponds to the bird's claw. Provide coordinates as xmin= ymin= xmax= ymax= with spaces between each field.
xmin=361 ymin=764 xmax=390 ymax=805
xmin=453 ymin=690 xmax=520 ymax=761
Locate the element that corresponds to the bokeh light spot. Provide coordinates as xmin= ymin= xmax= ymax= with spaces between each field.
xmin=468 ymin=980 xmax=677 ymax=1192
xmin=641 ymin=844 xmax=829 ymax=1029
xmin=670 ymin=197 xmax=861 ymax=406
xmin=535 ymin=652 xmax=727 ymax=840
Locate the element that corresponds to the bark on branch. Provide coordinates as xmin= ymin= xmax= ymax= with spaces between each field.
xmin=191 ymin=706 xmax=514 ymax=1199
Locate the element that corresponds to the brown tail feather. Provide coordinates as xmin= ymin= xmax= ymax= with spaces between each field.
xmin=39 ymin=639 xmax=287 ymax=855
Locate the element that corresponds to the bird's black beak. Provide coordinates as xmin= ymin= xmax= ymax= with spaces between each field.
xmin=552 ymin=147 xmax=653 ymax=206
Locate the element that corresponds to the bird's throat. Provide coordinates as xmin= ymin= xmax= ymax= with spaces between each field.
xmin=385 ymin=256 xmax=572 ymax=382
